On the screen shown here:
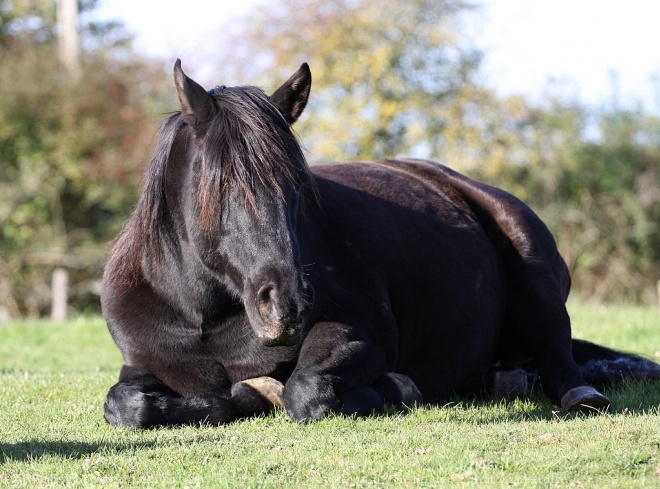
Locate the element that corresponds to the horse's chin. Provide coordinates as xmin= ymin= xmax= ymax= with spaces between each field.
xmin=252 ymin=321 xmax=304 ymax=347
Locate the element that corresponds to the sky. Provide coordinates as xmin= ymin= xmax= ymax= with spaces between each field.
xmin=91 ymin=0 xmax=660 ymax=111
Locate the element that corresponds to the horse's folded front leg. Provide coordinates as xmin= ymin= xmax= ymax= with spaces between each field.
xmin=283 ymin=371 xmax=423 ymax=423
xmin=283 ymin=375 xmax=390 ymax=422
xmin=282 ymin=320 xmax=397 ymax=423
xmin=282 ymin=371 xmax=343 ymax=423
xmin=104 ymin=367 xmax=284 ymax=428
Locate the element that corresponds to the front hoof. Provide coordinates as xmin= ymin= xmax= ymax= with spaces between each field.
xmin=560 ymin=386 xmax=611 ymax=413
xmin=237 ymin=377 xmax=285 ymax=408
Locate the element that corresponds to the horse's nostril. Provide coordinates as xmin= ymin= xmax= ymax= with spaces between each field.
xmin=257 ymin=285 xmax=276 ymax=306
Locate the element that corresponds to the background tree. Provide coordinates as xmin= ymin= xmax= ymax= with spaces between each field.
xmin=214 ymin=0 xmax=659 ymax=304
xmin=0 ymin=0 xmax=170 ymax=317
xmin=552 ymin=108 xmax=660 ymax=304
xmin=219 ymin=0 xmax=484 ymax=163
xmin=449 ymin=88 xmax=660 ymax=304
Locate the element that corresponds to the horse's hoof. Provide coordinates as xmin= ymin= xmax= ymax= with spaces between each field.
xmin=560 ymin=386 xmax=611 ymax=414
xmin=240 ymin=377 xmax=285 ymax=408
xmin=487 ymin=368 xmax=528 ymax=400
xmin=381 ymin=372 xmax=423 ymax=406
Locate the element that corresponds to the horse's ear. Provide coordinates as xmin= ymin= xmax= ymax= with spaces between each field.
xmin=270 ymin=63 xmax=312 ymax=125
xmin=173 ymin=59 xmax=217 ymax=137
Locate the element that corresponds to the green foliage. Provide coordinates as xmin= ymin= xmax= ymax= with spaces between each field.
xmin=557 ymin=137 xmax=660 ymax=303
xmin=222 ymin=0 xmax=482 ymax=163
xmin=0 ymin=303 xmax=659 ymax=487
xmin=1 ymin=0 xmax=659 ymax=315
xmin=471 ymin=100 xmax=660 ymax=304
xmin=0 ymin=1 xmax=171 ymax=316
xmin=217 ymin=0 xmax=660 ymax=304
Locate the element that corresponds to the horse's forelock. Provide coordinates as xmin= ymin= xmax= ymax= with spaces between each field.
xmin=197 ymin=86 xmax=309 ymax=229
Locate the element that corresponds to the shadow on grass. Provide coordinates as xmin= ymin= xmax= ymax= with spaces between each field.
xmin=0 ymin=440 xmax=160 ymax=464
xmin=381 ymin=379 xmax=660 ymax=424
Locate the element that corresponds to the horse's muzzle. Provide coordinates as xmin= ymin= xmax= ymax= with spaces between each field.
xmin=252 ymin=280 xmax=314 ymax=346
xmin=258 ymin=325 xmax=303 ymax=347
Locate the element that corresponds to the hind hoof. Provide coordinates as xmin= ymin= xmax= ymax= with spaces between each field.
xmin=560 ymin=386 xmax=611 ymax=413
xmin=488 ymin=369 xmax=528 ymax=400
xmin=384 ymin=372 xmax=423 ymax=406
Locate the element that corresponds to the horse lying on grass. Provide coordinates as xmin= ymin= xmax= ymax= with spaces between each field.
xmin=102 ymin=60 xmax=660 ymax=428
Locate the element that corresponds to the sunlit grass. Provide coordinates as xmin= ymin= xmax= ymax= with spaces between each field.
xmin=0 ymin=302 xmax=658 ymax=488
xmin=568 ymin=299 xmax=660 ymax=360
xmin=0 ymin=316 xmax=121 ymax=373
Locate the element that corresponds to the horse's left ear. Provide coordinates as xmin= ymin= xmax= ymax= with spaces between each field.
xmin=174 ymin=59 xmax=217 ymax=137
xmin=270 ymin=63 xmax=312 ymax=125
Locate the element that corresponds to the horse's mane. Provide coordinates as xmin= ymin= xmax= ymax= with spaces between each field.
xmin=108 ymin=85 xmax=312 ymax=286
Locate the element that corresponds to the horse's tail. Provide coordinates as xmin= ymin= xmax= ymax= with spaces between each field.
xmin=571 ymin=339 xmax=660 ymax=388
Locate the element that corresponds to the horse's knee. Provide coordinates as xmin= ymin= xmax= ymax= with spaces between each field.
xmin=283 ymin=372 xmax=341 ymax=423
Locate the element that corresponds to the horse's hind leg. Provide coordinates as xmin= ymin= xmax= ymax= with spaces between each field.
xmin=104 ymin=366 xmax=283 ymax=428
xmin=506 ymin=263 xmax=610 ymax=413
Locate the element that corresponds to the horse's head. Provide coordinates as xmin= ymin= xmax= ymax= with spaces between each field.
xmin=171 ymin=60 xmax=314 ymax=346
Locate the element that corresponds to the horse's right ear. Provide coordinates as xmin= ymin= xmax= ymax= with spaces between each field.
xmin=174 ymin=59 xmax=217 ymax=137
xmin=270 ymin=63 xmax=312 ymax=125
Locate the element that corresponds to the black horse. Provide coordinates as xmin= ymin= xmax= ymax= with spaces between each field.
xmin=102 ymin=60 xmax=659 ymax=428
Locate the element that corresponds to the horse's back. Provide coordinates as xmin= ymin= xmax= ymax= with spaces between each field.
xmin=377 ymin=158 xmax=571 ymax=297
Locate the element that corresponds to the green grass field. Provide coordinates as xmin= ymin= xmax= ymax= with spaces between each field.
xmin=1 ymin=301 xmax=659 ymax=488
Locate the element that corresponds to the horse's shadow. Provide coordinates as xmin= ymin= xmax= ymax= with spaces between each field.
xmin=382 ymin=379 xmax=660 ymax=424
xmin=0 ymin=440 xmax=158 ymax=464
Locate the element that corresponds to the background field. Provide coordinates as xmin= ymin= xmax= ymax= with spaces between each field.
xmin=1 ymin=301 xmax=659 ymax=488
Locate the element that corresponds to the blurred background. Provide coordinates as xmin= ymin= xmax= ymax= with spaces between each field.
xmin=1 ymin=0 xmax=659 ymax=320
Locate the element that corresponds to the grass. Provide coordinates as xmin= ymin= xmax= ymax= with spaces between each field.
xmin=0 ymin=301 xmax=659 ymax=488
